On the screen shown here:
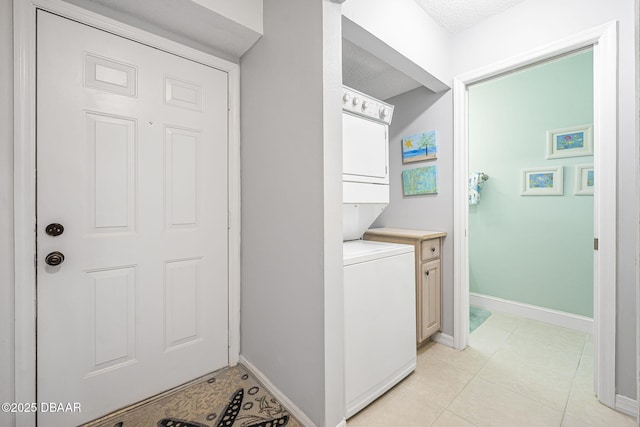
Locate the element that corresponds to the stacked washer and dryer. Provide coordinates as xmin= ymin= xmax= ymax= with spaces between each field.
xmin=342 ymin=86 xmax=416 ymax=418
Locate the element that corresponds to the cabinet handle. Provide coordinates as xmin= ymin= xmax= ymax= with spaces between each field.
xmin=431 ymin=247 xmax=436 ymax=252
xmin=425 ymin=271 xmax=430 ymax=276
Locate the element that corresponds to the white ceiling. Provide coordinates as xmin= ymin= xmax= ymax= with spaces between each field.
xmin=344 ymin=0 xmax=531 ymax=100
xmin=61 ymin=0 xmax=261 ymax=60
xmin=413 ymin=0 xmax=528 ymax=34
xmin=342 ymin=39 xmax=423 ymax=101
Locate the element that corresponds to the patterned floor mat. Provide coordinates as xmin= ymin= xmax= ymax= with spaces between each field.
xmin=82 ymin=365 xmax=302 ymax=427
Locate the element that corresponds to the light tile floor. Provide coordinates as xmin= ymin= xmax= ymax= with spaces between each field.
xmin=346 ymin=311 xmax=637 ymax=427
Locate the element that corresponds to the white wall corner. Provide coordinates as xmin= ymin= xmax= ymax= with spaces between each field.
xmin=191 ymin=0 xmax=263 ymax=34
xmin=430 ymin=332 xmax=455 ymax=348
xmin=614 ymin=394 xmax=638 ymax=418
xmin=323 ymin=1 xmax=346 ymax=425
xmin=239 ymin=356 xmax=317 ymax=427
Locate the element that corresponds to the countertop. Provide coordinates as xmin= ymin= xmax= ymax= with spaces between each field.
xmin=363 ymin=228 xmax=447 ymax=240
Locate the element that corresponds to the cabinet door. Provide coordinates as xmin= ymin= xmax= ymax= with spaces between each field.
xmin=420 ymin=259 xmax=441 ymax=341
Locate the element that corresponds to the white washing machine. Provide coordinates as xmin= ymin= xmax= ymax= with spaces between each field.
xmin=343 ymin=240 xmax=416 ymax=419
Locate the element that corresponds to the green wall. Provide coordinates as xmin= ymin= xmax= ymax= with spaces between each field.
xmin=468 ymin=50 xmax=594 ymax=317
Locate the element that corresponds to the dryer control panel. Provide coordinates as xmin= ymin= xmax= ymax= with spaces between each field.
xmin=342 ymin=86 xmax=394 ymax=125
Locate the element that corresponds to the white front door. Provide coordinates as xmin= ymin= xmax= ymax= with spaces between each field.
xmin=37 ymin=11 xmax=229 ymax=426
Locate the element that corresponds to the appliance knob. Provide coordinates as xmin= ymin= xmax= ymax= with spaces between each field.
xmin=380 ymin=107 xmax=389 ymax=118
xmin=362 ymin=101 xmax=369 ymax=111
xmin=352 ymin=97 xmax=360 ymax=107
xmin=342 ymin=93 xmax=351 ymax=104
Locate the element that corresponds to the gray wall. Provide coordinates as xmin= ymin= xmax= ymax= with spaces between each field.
xmin=0 ymin=0 xmax=15 ymax=426
xmin=372 ymin=87 xmax=454 ymax=335
xmin=451 ymin=0 xmax=637 ymax=400
xmin=240 ymin=1 xmax=343 ymax=425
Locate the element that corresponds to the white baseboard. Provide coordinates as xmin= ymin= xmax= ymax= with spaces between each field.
xmin=470 ymin=293 xmax=594 ymax=334
xmin=335 ymin=420 xmax=347 ymax=427
xmin=615 ymin=394 xmax=638 ymax=417
xmin=239 ymin=355 xmax=316 ymax=427
xmin=431 ymin=332 xmax=454 ymax=348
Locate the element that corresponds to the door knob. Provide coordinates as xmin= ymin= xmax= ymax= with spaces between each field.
xmin=45 ymin=251 xmax=65 ymax=266
xmin=45 ymin=223 xmax=64 ymax=236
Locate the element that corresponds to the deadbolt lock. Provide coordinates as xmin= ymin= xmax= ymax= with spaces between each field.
xmin=45 ymin=223 xmax=64 ymax=237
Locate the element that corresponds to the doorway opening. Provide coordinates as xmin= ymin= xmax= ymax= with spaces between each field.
xmin=453 ymin=22 xmax=618 ymax=407
xmin=467 ymin=48 xmax=595 ymax=328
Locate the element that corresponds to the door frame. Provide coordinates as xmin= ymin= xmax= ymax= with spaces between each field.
xmin=452 ymin=21 xmax=618 ymax=407
xmin=13 ymin=0 xmax=241 ymax=423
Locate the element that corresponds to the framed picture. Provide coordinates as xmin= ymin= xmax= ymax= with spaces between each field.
xmin=546 ymin=124 xmax=593 ymax=159
xmin=402 ymin=165 xmax=438 ymax=196
xmin=521 ymin=166 xmax=563 ymax=196
xmin=574 ymin=164 xmax=594 ymax=196
xmin=402 ymin=130 xmax=437 ymax=163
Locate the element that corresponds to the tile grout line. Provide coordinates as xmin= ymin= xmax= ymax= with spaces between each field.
xmin=438 ymin=321 xmax=515 ymax=427
xmin=420 ymin=327 xmax=492 ymax=426
xmin=560 ymin=333 xmax=590 ymax=425
xmin=426 ymin=403 xmax=451 ymax=427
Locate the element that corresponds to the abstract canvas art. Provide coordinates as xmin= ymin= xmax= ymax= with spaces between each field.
xmin=402 ymin=166 xmax=438 ymax=196
xmin=402 ymin=130 xmax=437 ymax=163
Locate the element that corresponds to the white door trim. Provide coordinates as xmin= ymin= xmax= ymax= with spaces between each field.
xmin=635 ymin=0 xmax=640 ymax=418
xmin=453 ymin=21 xmax=618 ymax=408
xmin=13 ymin=1 xmax=241 ymax=425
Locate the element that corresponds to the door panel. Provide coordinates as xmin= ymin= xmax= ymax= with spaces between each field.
xmin=342 ymin=112 xmax=389 ymax=183
xmin=165 ymin=126 xmax=200 ymax=228
xmin=85 ymin=266 xmax=137 ymax=374
xmin=37 ymin=11 xmax=229 ymax=426
xmin=86 ymin=112 xmax=137 ymax=232
xmin=420 ymin=259 xmax=441 ymax=340
xmin=164 ymin=257 xmax=203 ymax=350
